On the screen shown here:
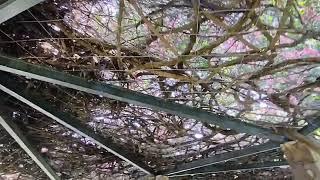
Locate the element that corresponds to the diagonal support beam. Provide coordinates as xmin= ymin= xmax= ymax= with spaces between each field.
xmin=0 ymin=0 xmax=44 ymax=23
xmin=165 ymin=116 xmax=320 ymax=175
xmin=165 ymin=142 xmax=280 ymax=175
xmin=0 ymin=54 xmax=284 ymax=141
xmin=0 ymin=80 xmax=154 ymax=174
xmin=168 ymin=161 xmax=289 ymax=178
xmin=0 ymin=112 xmax=60 ymax=180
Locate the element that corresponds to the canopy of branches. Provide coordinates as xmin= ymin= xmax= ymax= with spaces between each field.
xmin=0 ymin=0 xmax=319 ymax=179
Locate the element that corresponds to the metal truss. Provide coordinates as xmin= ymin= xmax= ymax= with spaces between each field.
xmin=0 ymin=54 xmax=284 ymax=141
xmin=0 ymin=1 xmax=319 ymax=179
xmin=164 ymin=142 xmax=280 ymax=175
xmin=168 ymin=161 xmax=289 ymax=178
xmin=0 ymin=52 xmax=319 ymax=179
xmin=165 ymin=116 xmax=320 ymax=175
xmin=0 ymin=77 xmax=154 ymax=175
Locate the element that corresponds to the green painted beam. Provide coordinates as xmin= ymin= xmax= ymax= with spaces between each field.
xmin=0 ymin=0 xmax=44 ymax=23
xmin=0 ymin=54 xmax=284 ymax=141
xmin=165 ymin=141 xmax=280 ymax=175
xmin=0 ymin=79 xmax=154 ymax=175
xmin=168 ymin=161 xmax=289 ymax=178
xmin=0 ymin=112 xmax=60 ymax=180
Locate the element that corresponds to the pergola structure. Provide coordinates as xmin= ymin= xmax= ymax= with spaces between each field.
xmin=0 ymin=0 xmax=319 ymax=179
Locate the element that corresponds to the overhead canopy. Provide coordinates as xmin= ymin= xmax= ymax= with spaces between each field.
xmin=0 ymin=0 xmax=320 ymax=179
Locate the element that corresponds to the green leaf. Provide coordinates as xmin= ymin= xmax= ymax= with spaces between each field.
xmin=314 ymin=128 xmax=320 ymax=137
xmin=297 ymin=0 xmax=306 ymax=6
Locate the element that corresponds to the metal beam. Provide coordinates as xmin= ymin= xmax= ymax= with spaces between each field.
xmin=165 ymin=116 xmax=320 ymax=175
xmin=0 ymin=0 xmax=44 ymax=23
xmin=168 ymin=161 xmax=289 ymax=178
xmin=0 ymin=54 xmax=284 ymax=141
xmin=0 ymin=80 xmax=154 ymax=175
xmin=0 ymin=112 xmax=60 ymax=180
xmin=165 ymin=142 xmax=280 ymax=175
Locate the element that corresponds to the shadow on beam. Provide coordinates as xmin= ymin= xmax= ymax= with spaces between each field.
xmin=0 ymin=54 xmax=284 ymax=141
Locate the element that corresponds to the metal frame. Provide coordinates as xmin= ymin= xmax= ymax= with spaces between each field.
xmin=0 ymin=54 xmax=319 ymax=178
xmin=0 ymin=1 xmax=319 ymax=179
xmin=0 ymin=1 xmax=56 ymax=179
xmin=165 ymin=116 xmax=320 ymax=175
xmin=0 ymin=54 xmax=284 ymax=142
xmin=0 ymin=78 xmax=154 ymax=175
xmin=164 ymin=142 xmax=280 ymax=175
xmin=0 ymin=113 xmax=60 ymax=180
xmin=168 ymin=161 xmax=289 ymax=178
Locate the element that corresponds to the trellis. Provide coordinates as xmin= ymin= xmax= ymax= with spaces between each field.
xmin=0 ymin=0 xmax=319 ymax=179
